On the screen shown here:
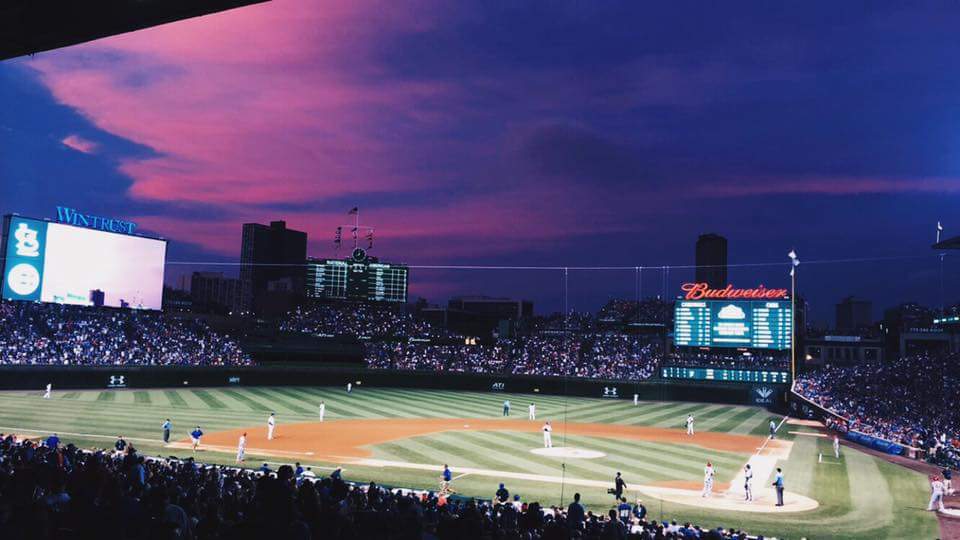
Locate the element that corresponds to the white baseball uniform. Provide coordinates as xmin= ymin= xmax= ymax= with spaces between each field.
xmin=346 ymin=383 xmax=352 ymax=393
xmin=744 ymin=467 xmax=753 ymax=501
xmin=44 ymin=384 xmax=51 ymax=399
xmin=833 ymin=436 xmax=840 ymax=459
xmin=543 ymin=423 xmax=553 ymax=448
xmin=236 ymin=435 xmax=246 ymax=463
xmin=267 ymin=415 xmax=276 ymax=440
xmin=701 ymin=465 xmax=714 ymax=497
xmin=319 ymin=402 xmax=325 ymax=422
xmin=929 ymin=479 xmax=945 ymax=511
xmin=528 ymin=404 xmax=536 ymax=420
xmin=686 ymin=415 xmax=695 ymax=435
xmin=633 ymin=394 xmax=639 ymax=406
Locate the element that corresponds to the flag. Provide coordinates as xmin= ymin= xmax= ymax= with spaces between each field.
xmin=348 ymin=207 xmax=359 ymax=215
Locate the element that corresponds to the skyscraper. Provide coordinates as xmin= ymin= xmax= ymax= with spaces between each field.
xmin=695 ymin=233 xmax=728 ymax=288
xmin=239 ymin=221 xmax=307 ymax=314
xmin=835 ymin=296 xmax=872 ymax=332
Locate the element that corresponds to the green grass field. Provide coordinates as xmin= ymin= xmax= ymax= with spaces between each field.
xmin=0 ymin=386 xmax=938 ymax=539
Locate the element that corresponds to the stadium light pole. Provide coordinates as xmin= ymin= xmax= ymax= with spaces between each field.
xmin=788 ymin=250 xmax=799 ymax=382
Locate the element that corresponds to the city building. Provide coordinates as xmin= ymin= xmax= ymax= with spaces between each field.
xmin=190 ymin=272 xmax=241 ymax=314
xmin=835 ymin=296 xmax=872 ymax=332
xmin=239 ymin=220 xmax=307 ymax=315
xmin=695 ymin=233 xmax=727 ymax=288
xmin=447 ymin=296 xmax=533 ymax=321
xmin=803 ymin=334 xmax=884 ymax=366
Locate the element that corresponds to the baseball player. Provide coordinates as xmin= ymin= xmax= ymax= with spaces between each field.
xmin=633 ymin=393 xmax=639 ymax=406
xmin=542 ymin=421 xmax=553 ymax=448
xmin=43 ymin=383 xmax=52 ymax=399
xmin=503 ymin=400 xmax=511 ymax=417
xmin=441 ymin=464 xmax=454 ymax=494
xmin=928 ymin=475 xmax=946 ymax=512
xmin=162 ymin=419 xmax=172 ymax=443
xmin=191 ymin=426 xmax=203 ymax=452
xmin=686 ymin=414 xmax=695 ymax=436
xmin=267 ymin=413 xmax=276 ymax=440
xmin=701 ymin=461 xmax=715 ymax=497
xmin=528 ymin=403 xmax=536 ymax=420
xmin=943 ymin=468 xmax=953 ymax=495
xmin=833 ymin=435 xmax=840 ymax=459
xmin=744 ymin=464 xmax=754 ymax=501
xmin=769 ymin=419 xmax=777 ymax=439
xmin=236 ymin=432 xmax=247 ymax=463
xmin=346 ymin=382 xmax=352 ymax=393
xmin=319 ymin=401 xmax=326 ymax=422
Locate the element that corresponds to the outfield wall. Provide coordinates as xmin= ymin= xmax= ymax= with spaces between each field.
xmin=0 ymin=366 xmax=786 ymax=408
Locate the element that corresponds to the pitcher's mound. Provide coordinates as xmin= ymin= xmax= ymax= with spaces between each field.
xmin=531 ymin=447 xmax=606 ymax=459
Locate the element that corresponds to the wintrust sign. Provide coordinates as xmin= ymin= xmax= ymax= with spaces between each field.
xmin=55 ymin=206 xmax=137 ymax=235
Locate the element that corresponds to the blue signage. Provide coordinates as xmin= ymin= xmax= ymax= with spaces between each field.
xmin=2 ymin=216 xmax=49 ymax=302
xmin=55 ymin=206 xmax=137 ymax=235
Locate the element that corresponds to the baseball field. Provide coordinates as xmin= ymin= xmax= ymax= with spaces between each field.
xmin=0 ymin=386 xmax=939 ymax=539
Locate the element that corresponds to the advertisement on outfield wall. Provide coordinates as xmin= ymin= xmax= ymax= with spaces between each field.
xmin=2 ymin=215 xmax=167 ymax=310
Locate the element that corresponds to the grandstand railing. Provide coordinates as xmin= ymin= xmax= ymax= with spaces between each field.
xmin=789 ymin=383 xmax=921 ymax=458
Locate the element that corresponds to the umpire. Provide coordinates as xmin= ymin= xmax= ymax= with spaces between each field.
xmin=162 ymin=419 xmax=172 ymax=443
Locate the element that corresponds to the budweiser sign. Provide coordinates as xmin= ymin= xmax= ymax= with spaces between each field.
xmin=681 ymin=282 xmax=788 ymax=300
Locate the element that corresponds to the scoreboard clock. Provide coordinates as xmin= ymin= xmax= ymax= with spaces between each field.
xmin=307 ymin=252 xmax=408 ymax=303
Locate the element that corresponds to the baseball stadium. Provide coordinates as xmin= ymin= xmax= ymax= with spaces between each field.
xmin=3 ymin=2 xmax=960 ymax=539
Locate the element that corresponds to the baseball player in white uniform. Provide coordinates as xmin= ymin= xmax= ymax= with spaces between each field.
xmin=319 ymin=401 xmax=326 ymax=422
xmin=528 ymin=403 xmax=536 ymax=420
xmin=346 ymin=382 xmax=352 ymax=393
xmin=928 ymin=475 xmax=946 ymax=512
xmin=43 ymin=383 xmax=52 ymax=399
xmin=542 ymin=421 xmax=553 ymax=448
xmin=686 ymin=414 xmax=695 ymax=436
xmin=701 ymin=462 xmax=715 ymax=497
xmin=743 ymin=464 xmax=754 ymax=501
xmin=236 ymin=433 xmax=247 ymax=463
xmin=833 ymin=435 xmax=840 ymax=459
xmin=633 ymin=393 xmax=639 ymax=406
xmin=267 ymin=413 xmax=276 ymax=440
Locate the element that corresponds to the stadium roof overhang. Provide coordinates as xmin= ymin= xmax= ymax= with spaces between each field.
xmin=0 ymin=0 xmax=270 ymax=61
xmin=932 ymin=235 xmax=960 ymax=250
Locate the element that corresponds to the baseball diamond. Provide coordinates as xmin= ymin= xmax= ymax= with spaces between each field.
xmin=0 ymin=386 xmax=940 ymax=539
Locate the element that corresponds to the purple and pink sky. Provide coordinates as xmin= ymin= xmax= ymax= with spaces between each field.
xmin=2 ymin=1 xmax=959 ymax=322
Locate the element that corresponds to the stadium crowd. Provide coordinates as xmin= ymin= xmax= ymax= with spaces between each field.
xmin=794 ymin=353 xmax=960 ymax=467
xmin=0 ymin=433 xmax=762 ymax=540
xmin=0 ymin=301 xmax=250 ymax=367
xmin=280 ymin=304 xmax=445 ymax=339
xmin=365 ymin=334 xmax=660 ymax=381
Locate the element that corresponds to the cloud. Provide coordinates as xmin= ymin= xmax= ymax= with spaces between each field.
xmin=699 ymin=176 xmax=960 ymax=197
xmin=61 ymin=134 xmax=98 ymax=154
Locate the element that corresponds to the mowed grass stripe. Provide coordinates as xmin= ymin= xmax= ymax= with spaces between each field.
xmin=571 ymin=434 xmax=746 ymax=472
xmin=390 ymin=434 xmax=546 ymax=476
xmin=133 ymin=391 xmax=152 ymax=404
xmin=283 ymin=387 xmax=413 ymax=418
xmin=730 ymin=410 xmax=778 ymax=435
xmin=277 ymin=388 xmax=382 ymax=419
xmin=710 ymin=408 xmax=768 ymax=434
xmin=191 ymin=390 xmax=229 ymax=409
xmin=96 ymin=391 xmax=116 ymax=402
xmin=375 ymin=441 xmax=448 ymax=469
xmin=567 ymin=401 xmax=679 ymax=425
xmin=652 ymin=404 xmax=728 ymax=428
xmin=697 ymin=406 xmax=755 ymax=431
xmin=218 ymin=389 xmax=274 ymax=412
xmin=164 ymin=390 xmax=190 ymax=408
xmin=622 ymin=402 xmax=697 ymax=426
xmin=368 ymin=388 xmax=501 ymax=417
xmin=347 ymin=389 xmax=462 ymax=418
xmin=242 ymin=388 xmax=315 ymax=415
xmin=61 ymin=392 xmax=80 ymax=400
xmin=423 ymin=431 xmax=570 ymax=477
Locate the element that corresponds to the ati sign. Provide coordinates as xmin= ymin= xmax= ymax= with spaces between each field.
xmin=680 ymin=282 xmax=788 ymax=300
xmin=55 ymin=206 xmax=137 ymax=235
xmin=491 ymin=382 xmax=506 ymax=391
xmin=107 ymin=375 xmax=128 ymax=388
xmin=752 ymin=386 xmax=776 ymax=405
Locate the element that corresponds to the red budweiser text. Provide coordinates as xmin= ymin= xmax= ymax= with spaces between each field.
xmin=680 ymin=282 xmax=789 ymax=300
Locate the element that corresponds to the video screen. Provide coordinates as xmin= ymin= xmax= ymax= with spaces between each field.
xmin=674 ymin=299 xmax=792 ymax=350
xmin=2 ymin=216 xmax=167 ymax=310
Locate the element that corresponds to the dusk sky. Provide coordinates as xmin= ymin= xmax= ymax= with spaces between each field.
xmin=2 ymin=1 xmax=959 ymax=323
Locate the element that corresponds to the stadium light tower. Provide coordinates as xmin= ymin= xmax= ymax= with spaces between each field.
xmin=788 ymin=250 xmax=799 ymax=382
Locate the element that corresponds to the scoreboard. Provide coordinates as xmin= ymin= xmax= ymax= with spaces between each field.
xmin=307 ymin=248 xmax=408 ymax=303
xmin=674 ymin=299 xmax=792 ymax=350
xmin=661 ymin=366 xmax=790 ymax=384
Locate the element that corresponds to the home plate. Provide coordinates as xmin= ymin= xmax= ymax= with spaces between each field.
xmin=531 ymin=447 xmax=605 ymax=459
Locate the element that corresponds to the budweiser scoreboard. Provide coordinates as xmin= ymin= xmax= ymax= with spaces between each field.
xmin=673 ymin=283 xmax=792 ymax=350
xmin=306 ymin=248 xmax=408 ymax=303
